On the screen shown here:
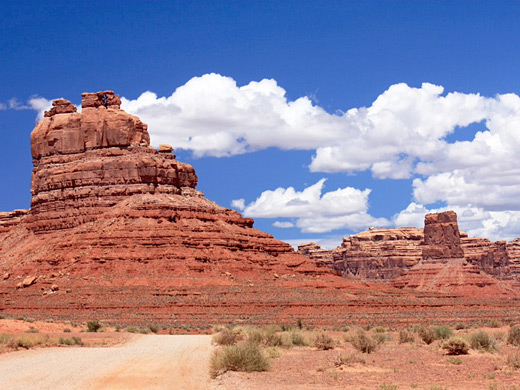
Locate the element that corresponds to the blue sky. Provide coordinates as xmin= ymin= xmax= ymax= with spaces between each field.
xmin=3 ymin=1 xmax=520 ymax=248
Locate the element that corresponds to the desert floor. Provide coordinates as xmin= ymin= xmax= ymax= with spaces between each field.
xmin=1 ymin=319 xmax=520 ymax=390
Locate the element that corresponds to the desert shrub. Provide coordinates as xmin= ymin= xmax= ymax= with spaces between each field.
xmin=314 ymin=333 xmax=335 ymax=350
xmin=372 ymin=326 xmax=386 ymax=333
xmin=333 ymin=351 xmax=365 ymax=367
xmin=433 ymin=325 xmax=454 ymax=340
xmin=455 ymin=323 xmax=466 ymax=330
xmin=350 ymin=329 xmax=377 ymax=354
xmin=373 ymin=332 xmax=391 ymax=345
xmin=212 ymin=328 xmax=244 ymax=346
xmin=469 ymin=330 xmax=497 ymax=352
xmin=399 ymin=329 xmax=415 ymax=344
xmin=246 ymin=328 xmax=265 ymax=345
xmin=442 ymin=337 xmax=469 ymax=355
xmin=63 ymin=328 xmax=72 ymax=333
xmin=508 ymin=326 xmax=520 ymax=346
xmin=486 ymin=319 xmax=502 ymax=328
xmin=10 ymin=335 xmax=45 ymax=349
xmin=263 ymin=324 xmax=283 ymax=334
xmin=418 ymin=327 xmax=436 ymax=344
xmin=446 ymin=357 xmax=462 ymax=365
xmin=0 ymin=314 xmax=5 ymax=320
xmin=59 ymin=336 xmax=84 ymax=346
xmin=0 ymin=333 xmax=12 ymax=344
xmin=506 ymin=350 xmax=520 ymax=369
xmin=379 ymin=384 xmax=398 ymax=390
xmin=296 ymin=318 xmax=304 ymax=329
xmin=25 ymin=328 xmax=39 ymax=333
xmin=263 ymin=332 xmax=284 ymax=347
xmin=209 ymin=343 xmax=270 ymax=378
xmin=147 ymin=324 xmax=159 ymax=334
xmin=289 ymin=331 xmax=307 ymax=346
xmin=87 ymin=320 xmax=102 ymax=333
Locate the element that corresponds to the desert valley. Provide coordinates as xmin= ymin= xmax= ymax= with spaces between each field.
xmin=0 ymin=92 xmax=520 ymax=389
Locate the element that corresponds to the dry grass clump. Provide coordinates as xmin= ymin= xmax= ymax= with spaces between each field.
xmin=508 ymin=325 xmax=520 ymax=346
xmin=398 ymin=329 xmax=415 ymax=344
xmin=348 ymin=329 xmax=377 ymax=354
xmin=212 ymin=327 xmax=244 ymax=346
xmin=432 ymin=325 xmax=454 ymax=340
xmin=373 ymin=332 xmax=392 ymax=345
xmin=333 ymin=351 xmax=365 ymax=367
xmin=418 ymin=326 xmax=436 ymax=344
xmin=468 ymin=330 xmax=497 ymax=352
xmin=442 ymin=337 xmax=470 ymax=355
xmin=314 ymin=333 xmax=335 ymax=350
xmin=210 ymin=342 xmax=270 ymax=378
xmin=506 ymin=350 xmax=520 ymax=369
xmin=58 ymin=336 xmax=84 ymax=346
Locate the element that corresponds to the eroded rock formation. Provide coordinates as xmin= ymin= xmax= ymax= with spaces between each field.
xmin=0 ymin=91 xmax=343 ymax=325
xmin=299 ymin=211 xmax=519 ymax=291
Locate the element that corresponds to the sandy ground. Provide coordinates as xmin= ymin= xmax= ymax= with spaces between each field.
xmin=0 ymin=334 xmax=213 ymax=390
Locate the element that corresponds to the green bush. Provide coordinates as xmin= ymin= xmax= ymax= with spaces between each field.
xmin=469 ymin=330 xmax=497 ymax=352
xmin=350 ymin=329 xmax=377 ymax=354
xmin=87 ymin=320 xmax=102 ymax=333
xmin=0 ymin=333 xmax=12 ymax=344
xmin=418 ymin=327 xmax=435 ymax=344
xmin=433 ymin=325 xmax=454 ymax=340
xmin=508 ymin=326 xmax=520 ymax=346
xmin=209 ymin=343 xmax=270 ymax=378
xmin=442 ymin=337 xmax=469 ymax=355
xmin=398 ymin=329 xmax=415 ymax=344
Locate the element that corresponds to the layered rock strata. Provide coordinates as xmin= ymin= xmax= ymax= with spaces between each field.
xmin=0 ymin=91 xmax=342 ymax=325
xmin=327 ymin=228 xmax=423 ymax=280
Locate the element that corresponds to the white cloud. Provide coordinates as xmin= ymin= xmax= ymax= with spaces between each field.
xmin=393 ymin=202 xmax=520 ymax=242
xmin=5 ymin=96 xmax=53 ymax=121
xmin=235 ymin=179 xmax=389 ymax=233
xmin=273 ymin=221 xmax=294 ymax=228
xmin=230 ymin=198 xmax=245 ymax=211
xmin=0 ymin=102 xmax=6 ymax=110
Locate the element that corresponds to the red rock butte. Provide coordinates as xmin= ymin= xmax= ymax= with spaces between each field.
xmin=1 ymin=91 xmax=519 ymax=330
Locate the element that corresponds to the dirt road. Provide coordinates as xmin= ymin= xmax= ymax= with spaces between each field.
xmin=0 ymin=334 xmax=214 ymax=390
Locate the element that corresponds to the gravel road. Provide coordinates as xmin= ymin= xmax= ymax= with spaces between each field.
xmin=0 ymin=334 xmax=213 ymax=390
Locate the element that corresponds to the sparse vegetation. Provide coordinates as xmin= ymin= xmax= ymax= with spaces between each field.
xmin=442 ymin=337 xmax=470 ymax=355
xmin=507 ymin=350 xmax=520 ymax=369
xmin=210 ymin=342 xmax=270 ymax=378
xmin=469 ymin=330 xmax=497 ymax=352
xmin=58 ymin=336 xmax=84 ymax=346
xmin=508 ymin=326 xmax=520 ymax=346
xmin=418 ymin=326 xmax=436 ymax=344
xmin=87 ymin=320 xmax=102 ymax=333
xmin=333 ymin=351 xmax=365 ymax=366
xmin=314 ymin=333 xmax=335 ymax=350
xmin=349 ymin=329 xmax=377 ymax=354
xmin=446 ymin=357 xmax=462 ymax=365
xmin=433 ymin=325 xmax=454 ymax=340
xmin=398 ymin=329 xmax=415 ymax=344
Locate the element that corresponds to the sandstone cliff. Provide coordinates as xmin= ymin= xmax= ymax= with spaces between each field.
xmin=0 ymin=91 xmax=343 ymax=326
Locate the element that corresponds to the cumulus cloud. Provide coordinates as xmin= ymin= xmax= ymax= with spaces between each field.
xmin=5 ymin=96 xmax=53 ymax=121
xmin=272 ymin=221 xmax=294 ymax=228
xmin=393 ymin=202 xmax=520 ymax=242
xmin=233 ymin=179 xmax=389 ymax=233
